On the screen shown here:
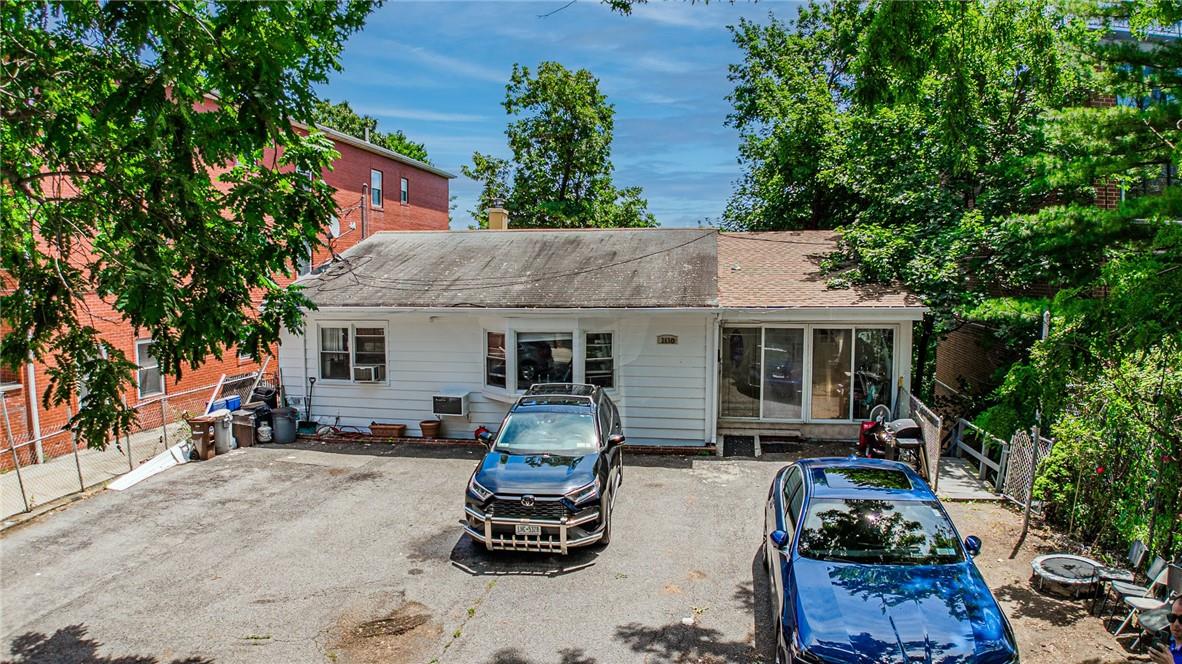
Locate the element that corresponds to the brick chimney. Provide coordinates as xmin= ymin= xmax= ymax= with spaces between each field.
xmin=487 ymin=204 xmax=509 ymax=230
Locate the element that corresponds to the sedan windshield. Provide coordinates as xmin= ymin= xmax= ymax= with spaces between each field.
xmin=494 ymin=411 xmax=598 ymax=453
xmin=797 ymin=498 xmax=964 ymax=565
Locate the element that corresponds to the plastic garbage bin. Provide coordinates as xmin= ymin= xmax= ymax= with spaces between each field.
xmin=251 ymin=385 xmax=279 ymax=409
xmin=209 ymin=408 xmax=234 ymax=453
xmin=271 ymin=407 xmax=297 ymax=444
xmin=231 ymin=409 xmax=258 ymax=448
xmin=187 ymin=415 xmax=216 ymax=460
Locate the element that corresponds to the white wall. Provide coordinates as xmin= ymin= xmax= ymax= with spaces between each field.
xmin=278 ymin=311 xmax=711 ymax=445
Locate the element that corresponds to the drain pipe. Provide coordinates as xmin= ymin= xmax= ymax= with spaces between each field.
xmin=360 ymin=185 xmax=368 ymax=240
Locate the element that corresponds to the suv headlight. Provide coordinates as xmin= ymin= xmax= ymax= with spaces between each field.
xmin=468 ymin=475 xmax=493 ymax=502
xmin=564 ymin=478 xmax=600 ymax=506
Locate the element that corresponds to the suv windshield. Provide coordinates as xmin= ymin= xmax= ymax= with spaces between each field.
xmin=797 ymin=498 xmax=964 ymax=565
xmin=494 ymin=410 xmax=598 ymax=454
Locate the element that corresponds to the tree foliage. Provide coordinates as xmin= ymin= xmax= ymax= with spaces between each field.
xmin=463 ymin=61 xmax=655 ymax=228
xmin=311 ymin=98 xmax=429 ymax=163
xmin=0 ymin=1 xmax=375 ymax=447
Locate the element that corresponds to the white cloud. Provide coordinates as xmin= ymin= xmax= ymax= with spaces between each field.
xmin=628 ymin=4 xmax=719 ymax=29
xmin=353 ymin=104 xmax=487 ymax=123
xmin=372 ymin=39 xmax=509 ymax=83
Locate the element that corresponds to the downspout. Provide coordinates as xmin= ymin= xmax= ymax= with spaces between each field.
xmin=361 ymin=185 xmax=369 ymax=240
xmin=25 ymin=352 xmax=42 ymax=463
xmin=707 ymin=312 xmax=721 ymax=455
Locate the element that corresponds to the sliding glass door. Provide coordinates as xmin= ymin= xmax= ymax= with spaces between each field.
xmin=722 ymin=324 xmax=896 ymax=422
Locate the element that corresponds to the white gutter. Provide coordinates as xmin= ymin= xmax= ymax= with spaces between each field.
xmin=307 ymin=305 xmax=926 ymax=316
xmin=25 ymin=358 xmax=42 ymax=462
xmin=706 ymin=312 xmax=721 ymax=454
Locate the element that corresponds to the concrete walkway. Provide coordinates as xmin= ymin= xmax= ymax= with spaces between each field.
xmin=937 ymin=457 xmax=1003 ymax=501
xmin=1 ymin=424 xmax=186 ymax=520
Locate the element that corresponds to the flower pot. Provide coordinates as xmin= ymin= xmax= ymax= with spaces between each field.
xmin=419 ymin=419 xmax=442 ymax=438
xmin=370 ymin=422 xmax=406 ymax=438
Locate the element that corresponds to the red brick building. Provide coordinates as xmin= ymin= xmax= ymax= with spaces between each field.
xmin=1 ymin=123 xmax=454 ymax=461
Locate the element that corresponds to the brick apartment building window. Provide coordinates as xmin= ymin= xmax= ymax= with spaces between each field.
xmin=136 ymin=340 xmax=163 ymax=398
xmin=400 ymin=177 xmax=409 ymax=204
xmin=370 ymin=169 xmax=383 ymax=208
xmin=0 ymin=365 xmax=20 ymax=389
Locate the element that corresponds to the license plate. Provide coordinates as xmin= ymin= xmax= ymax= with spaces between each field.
xmin=515 ymin=524 xmax=542 ymax=536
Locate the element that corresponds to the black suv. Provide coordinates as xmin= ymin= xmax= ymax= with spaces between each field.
xmin=463 ymin=383 xmax=625 ymax=554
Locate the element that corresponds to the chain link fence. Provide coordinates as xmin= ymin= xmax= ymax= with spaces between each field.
xmin=894 ymin=385 xmax=943 ymax=491
xmin=1002 ymin=428 xmax=1055 ymax=513
xmin=1 ymin=382 xmax=221 ymax=520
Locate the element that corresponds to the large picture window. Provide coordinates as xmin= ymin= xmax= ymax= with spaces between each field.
xmin=721 ymin=325 xmax=895 ymax=422
xmin=516 ymin=332 xmax=573 ymax=388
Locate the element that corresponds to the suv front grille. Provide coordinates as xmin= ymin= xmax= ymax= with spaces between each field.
xmin=489 ymin=497 xmax=569 ymax=520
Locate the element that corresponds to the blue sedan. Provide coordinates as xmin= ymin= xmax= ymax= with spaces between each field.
xmin=763 ymin=458 xmax=1019 ymax=663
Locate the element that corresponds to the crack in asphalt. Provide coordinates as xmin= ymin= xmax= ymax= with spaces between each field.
xmin=433 ymin=578 xmax=498 ymax=663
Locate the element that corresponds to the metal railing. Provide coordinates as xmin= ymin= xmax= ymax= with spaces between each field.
xmin=894 ymin=385 xmax=943 ymax=491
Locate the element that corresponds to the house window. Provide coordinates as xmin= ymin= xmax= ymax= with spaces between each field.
xmin=296 ymin=241 xmax=313 ymax=277
xmin=485 ymin=331 xmax=506 ymax=388
xmin=370 ymin=170 xmax=383 ymax=208
xmin=516 ymin=332 xmax=573 ymax=388
xmin=853 ymin=329 xmax=894 ymax=420
xmin=353 ymin=327 xmax=386 ymax=381
xmin=763 ymin=328 xmax=804 ymax=419
xmin=400 ymin=177 xmax=409 ymax=204
xmin=319 ymin=325 xmax=387 ymax=382
xmin=319 ymin=327 xmax=350 ymax=380
xmin=1 ymin=366 xmax=21 ymax=390
xmin=135 ymin=340 xmax=163 ymax=398
xmin=584 ymin=332 xmax=614 ymax=388
xmin=810 ymin=329 xmax=852 ymax=420
xmin=721 ymin=327 xmax=761 ymax=418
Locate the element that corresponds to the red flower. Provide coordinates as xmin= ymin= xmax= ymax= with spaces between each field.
xmin=1095 ymin=466 xmax=1104 ymax=474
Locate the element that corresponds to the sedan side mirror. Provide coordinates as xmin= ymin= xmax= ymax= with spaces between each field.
xmin=770 ymin=530 xmax=790 ymax=549
xmin=607 ymin=433 xmax=625 ymax=447
xmin=964 ymin=535 xmax=982 ymax=556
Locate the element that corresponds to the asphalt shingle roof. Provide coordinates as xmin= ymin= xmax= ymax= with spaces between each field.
xmin=302 ymin=228 xmax=718 ymax=308
xmin=301 ymin=228 xmax=920 ymax=310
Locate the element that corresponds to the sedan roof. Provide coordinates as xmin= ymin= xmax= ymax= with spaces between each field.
xmin=797 ymin=458 xmax=936 ymax=502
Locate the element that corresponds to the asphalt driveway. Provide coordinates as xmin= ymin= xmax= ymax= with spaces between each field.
xmin=1 ymin=441 xmax=830 ymax=664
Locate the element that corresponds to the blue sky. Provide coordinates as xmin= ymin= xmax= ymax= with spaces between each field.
xmin=317 ymin=0 xmax=804 ymax=228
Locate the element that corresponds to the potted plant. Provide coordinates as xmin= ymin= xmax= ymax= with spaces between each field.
xmin=370 ymin=422 xmax=406 ymax=438
xmin=419 ymin=419 xmax=442 ymax=438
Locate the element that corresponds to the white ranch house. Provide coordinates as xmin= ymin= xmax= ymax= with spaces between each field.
xmin=278 ymin=228 xmax=924 ymax=453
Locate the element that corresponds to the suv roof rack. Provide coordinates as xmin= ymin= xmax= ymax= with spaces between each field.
xmin=523 ymin=383 xmax=599 ymax=397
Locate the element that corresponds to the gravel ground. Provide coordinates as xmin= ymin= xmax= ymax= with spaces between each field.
xmin=0 ymin=442 xmax=1137 ymax=664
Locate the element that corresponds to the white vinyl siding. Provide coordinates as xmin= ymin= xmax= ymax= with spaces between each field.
xmin=280 ymin=313 xmax=710 ymax=444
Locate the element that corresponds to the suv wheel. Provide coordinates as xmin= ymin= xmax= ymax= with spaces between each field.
xmin=598 ymin=490 xmax=614 ymax=547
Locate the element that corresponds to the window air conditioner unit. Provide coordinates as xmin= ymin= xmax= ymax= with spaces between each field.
xmin=432 ymin=390 xmax=469 ymax=417
xmin=353 ymin=365 xmax=385 ymax=382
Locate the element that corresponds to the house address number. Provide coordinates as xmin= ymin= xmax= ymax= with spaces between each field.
xmin=657 ymin=335 xmax=678 ymax=345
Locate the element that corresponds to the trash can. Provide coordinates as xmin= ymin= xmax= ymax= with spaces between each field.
xmin=231 ymin=409 xmax=258 ymax=448
xmin=251 ymin=385 xmax=279 ymax=409
xmin=271 ymin=407 xmax=297 ymax=444
xmin=187 ymin=415 xmax=216 ymax=460
xmin=209 ymin=408 xmax=234 ymax=453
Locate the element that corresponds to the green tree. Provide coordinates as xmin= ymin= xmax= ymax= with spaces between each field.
xmin=0 ymin=1 xmax=375 ymax=447
xmin=311 ymin=98 xmax=429 ymax=163
xmin=463 ymin=62 xmax=656 ymax=228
